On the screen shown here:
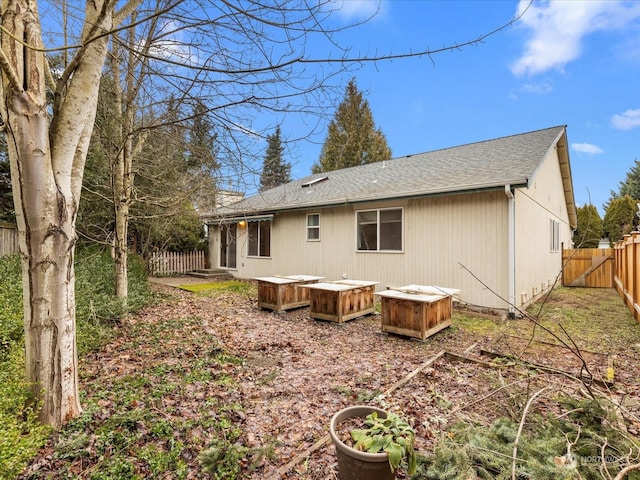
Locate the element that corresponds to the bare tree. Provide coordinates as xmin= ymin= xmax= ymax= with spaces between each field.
xmin=0 ymin=0 xmax=140 ymax=426
xmin=0 ymin=0 xmax=525 ymax=426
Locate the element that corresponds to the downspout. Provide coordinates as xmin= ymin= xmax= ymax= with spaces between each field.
xmin=505 ymin=185 xmax=516 ymax=318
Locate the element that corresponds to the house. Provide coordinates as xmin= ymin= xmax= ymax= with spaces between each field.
xmin=201 ymin=125 xmax=577 ymax=317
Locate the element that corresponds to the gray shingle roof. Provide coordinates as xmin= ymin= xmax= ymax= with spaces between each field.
xmin=205 ymin=125 xmax=568 ymax=218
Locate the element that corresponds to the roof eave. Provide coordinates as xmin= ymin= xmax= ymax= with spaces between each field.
xmin=202 ymin=180 xmax=530 ymax=220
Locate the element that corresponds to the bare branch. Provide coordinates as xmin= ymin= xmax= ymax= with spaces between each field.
xmin=511 ymin=387 xmax=552 ymax=479
xmin=458 ymin=262 xmax=597 ymax=396
xmin=613 ymin=462 xmax=640 ymax=480
xmin=0 ymin=48 xmax=22 ymax=92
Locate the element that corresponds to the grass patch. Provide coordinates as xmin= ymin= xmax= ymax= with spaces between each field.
xmin=452 ymin=312 xmax=504 ymax=335
xmin=177 ymin=280 xmax=254 ymax=294
xmin=522 ymin=286 xmax=640 ymax=352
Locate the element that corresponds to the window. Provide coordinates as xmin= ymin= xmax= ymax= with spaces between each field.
xmin=550 ymin=219 xmax=560 ymax=253
xmin=248 ymin=220 xmax=271 ymax=257
xmin=307 ymin=214 xmax=320 ymax=241
xmin=357 ymin=208 xmax=402 ymax=251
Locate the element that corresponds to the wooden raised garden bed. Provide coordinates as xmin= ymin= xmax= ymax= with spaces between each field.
xmin=255 ymin=275 xmax=325 ymax=312
xmin=300 ymin=280 xmax=378 ymax=323
xmin=376 ymin=285 xmax=461 ymax=340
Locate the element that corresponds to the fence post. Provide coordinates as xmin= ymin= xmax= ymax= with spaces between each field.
xmin=630 ymin=232 xmax=640 ymax=320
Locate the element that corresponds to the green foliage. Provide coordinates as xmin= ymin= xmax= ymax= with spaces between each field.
xmin=572 ymin=204 xmax=603 ymax=248
xmin=74 ymin=248 xmax=152 ymax=353
xmin=351 ymin=411 xmax=417 ymax=475
xmin=199 ymin=437 xmax=249 ymax=479
xmin=420 ymin=397 xmax=640 ymax=480
xmin=199 ymin=434 xmax=276 ymax=479
xmin=0 ymin=254 xmax=22 ymax=357
xmin=259 ymin=125 xmax=292 ymax=191
xmin=187 ymin=101 xmax=219 ymax=173
xmin=0 ymin=136 xmax=16 ymax=223
xmin=136 ymin=203 xmax=207 ymax=253
xmin=312 ymin=78 xmax=392 ymax=173
xmin=80 ymin=81 xmax=209 ymax=256
xmin=0 ymin=346 xmax=52 ymax=479
xmin=0 ymin=249 xmax=155 ymax=478
xmin=0 ymin=249 xmax=151 ymax=358
xmin=609 ymin=158 xmax=640 ymax=207
xmin=603 ymin=194 xmax=637 ymax=244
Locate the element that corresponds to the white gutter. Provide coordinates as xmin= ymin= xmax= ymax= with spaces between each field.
xmin=505 ymin=185 xmax=516 ymax=318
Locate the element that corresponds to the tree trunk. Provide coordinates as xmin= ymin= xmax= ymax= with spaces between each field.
xmin=113 ymin=163 xmax=130 ymax=299
xmin=111 ymin=91 xmax=135 ymax=300
xmin=11 ymin=98 xmax=82 ymax=426
xmin=0 ymin=0 xmax=121 ymax=426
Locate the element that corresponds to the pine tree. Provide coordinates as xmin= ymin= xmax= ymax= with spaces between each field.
xmin=603 ymin=158 xmax=640 ymax=211
xmin=260 ymin=126 xmax=291 ymax=191
xmin=617 ymin=158 xmax=640 ymax=200
xmin=312 ymin=78 xmax=392 ymax=173
xmin=188 ymin=102 xmax=219 ymax=173
xmin=603 ymin=194 xmax=638 ymax=244
xmin=572 ymin=204 xmax=603 ymax=248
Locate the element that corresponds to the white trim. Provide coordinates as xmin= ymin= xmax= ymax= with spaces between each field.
xmin=355 ymin=207 xmax=403 ymax=252
xmin=505 ymin=185 xmax=516 ymax=318
xmin=306 ymin=213 xmax=320 ymax=241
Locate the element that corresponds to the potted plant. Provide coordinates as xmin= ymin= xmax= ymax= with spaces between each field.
xmin=329 ymin=405 xmax=417 ymax=480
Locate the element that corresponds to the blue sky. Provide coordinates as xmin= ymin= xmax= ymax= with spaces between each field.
xmin=271 ymin=0 xmax=640 ymax=216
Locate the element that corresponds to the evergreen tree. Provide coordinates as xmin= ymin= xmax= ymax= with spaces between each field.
xmin=259 ymin=126 xmax=291 ymax=191
xmin=603 ymin=158 xmax=640 ymax=211
xmin=312 ymin=78 xmax=392 ymax=173
xmin=187 ymin=101 xmax=219 ymax=212
xmin=188 ymin=102 xmax=219 ymax=173
xmin=0 ymin=134 xmax=15 ymax=224
xmin=603 ymin=194 xmax=638 ymax=244
xmin=617 ymin=158 xmax=640 ymax=200
xmin=572 ymin=204 xmax=603 ymax=248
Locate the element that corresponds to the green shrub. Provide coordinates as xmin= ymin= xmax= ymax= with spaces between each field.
xmin=0 ymin=255 xmax=23 ymax=358
xmin=0 ymin=247 xmax=154 ymax=477
xmin=0 ymin=345 xmax=51 ymax=480
xmin=199 ymin=437 xmax=249 ymax=479
xmin=74 ymin=248 xmax=153 ymax=354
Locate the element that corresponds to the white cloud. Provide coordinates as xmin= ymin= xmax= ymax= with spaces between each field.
xmin=511 ymin=0 xmax=640 ymax=76
xmin=611 ymin=108 xmax=640 ymax=130
xmin=571 ymin=143 xmax=604 ymax=155
xmin=519 ymin=80 xmax=554 ymax=95
xmin=330 ymin=0 xmax=384 ymax=21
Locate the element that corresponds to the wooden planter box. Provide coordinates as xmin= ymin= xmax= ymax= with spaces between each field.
xmin=255 ymin=275 xmax=325 ymax=312
xmin=301 ymin=280 xmax=378 ymax=323
xmin=376 ymin=285 xmax=461 ymax=340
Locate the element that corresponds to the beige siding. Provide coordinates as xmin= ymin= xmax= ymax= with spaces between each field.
xmin=514 ymin=145 xmax=572 ymax=308
xmin=233 ymin=191 xmax=511 ymax=310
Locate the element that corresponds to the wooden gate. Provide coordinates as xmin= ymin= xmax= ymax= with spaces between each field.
xmin=562 ymin=248 xmax=614 ymax=288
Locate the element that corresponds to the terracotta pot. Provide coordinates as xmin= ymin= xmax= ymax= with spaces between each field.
xmin=329 ymin=405 xmax=395 ymax=480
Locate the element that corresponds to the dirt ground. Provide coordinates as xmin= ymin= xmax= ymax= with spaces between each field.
xmin=20 ymin=277 xmax=640 ymax=479
xmin=148 ymin=278 xmax=640 ymax=478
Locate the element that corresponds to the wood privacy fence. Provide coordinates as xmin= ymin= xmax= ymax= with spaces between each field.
xmin=0 ymin=225 xmax=19 ymax=257
xmin=614 ymin=232 xmax=640 ymax=320
xmin=147 ymin=250 xmax=206 ymax=276
xmin=562 ymin=247 xmax=614 ymax=288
